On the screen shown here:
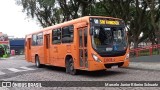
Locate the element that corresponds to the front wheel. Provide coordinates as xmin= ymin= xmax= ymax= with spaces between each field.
xmin=66 ymin=58 xmax=76 ymax=75
xmin=35 ymin=56 xmax=42 ymax=68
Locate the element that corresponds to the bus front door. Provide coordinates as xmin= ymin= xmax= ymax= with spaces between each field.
xmin=44 ymin=34 xmax=50 ymax=64
xmin=78 ymin=27 xmax=88 ymax=68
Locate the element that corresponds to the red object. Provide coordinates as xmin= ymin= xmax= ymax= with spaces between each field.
xmin=130 ymin=44 xmax=160 ymax=57
xmin=0 ymin=41 xmax=9 ymax=44
xmin=11 ymin=50 xmax=15 ymax=56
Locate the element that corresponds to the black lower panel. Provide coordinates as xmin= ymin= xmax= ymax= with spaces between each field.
xmin=104 ymin=62 xmax=124 ymax=68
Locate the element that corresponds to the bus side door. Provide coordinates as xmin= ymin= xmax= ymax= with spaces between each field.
xmin=44 ymin=34 xmax=50 ymax=64
xmin=26 ymin=38 xmax=32 ymax=62
xmin=78 ymin=27 xmax=88 ymax=68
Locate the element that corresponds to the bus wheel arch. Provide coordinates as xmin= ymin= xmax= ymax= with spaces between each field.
xmin=65 ymin=55 xmax=76 ymax=75
xmin=35 ymin=54 xmax=42 ymax=68
xmin=122 ymin=60 xmax=129 ymax=67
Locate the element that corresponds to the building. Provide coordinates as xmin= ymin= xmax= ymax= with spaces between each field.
xmin=10 ymin=38 xmax=25 ymax=55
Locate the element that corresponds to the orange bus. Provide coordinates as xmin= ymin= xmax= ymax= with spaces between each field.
xmin=25 ymin=16 xmax=129 ymax=75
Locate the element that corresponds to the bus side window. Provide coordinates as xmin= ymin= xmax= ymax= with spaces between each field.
xmin=37 ymin=33 xmax=43 ymax=45
xmin=32 ymin=33 xmax=43 ymax=46
xmin=84 ymin=28 xmax=87 ymax=47
xmin=32 ymin=34 xmax=37 ymax=46
xmin=79 ymin=30 xmax=83 ymax=47
xmin=62 ymin=25 xmax=74 ymax=43
xmin=52 ymin=28 xmax=61 ymax=44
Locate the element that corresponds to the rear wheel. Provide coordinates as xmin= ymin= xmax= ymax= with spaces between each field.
xmin=66 ymin=58 xmax=76 ymax=75
xmin=35 ymin=56 xmax=42 ymax=68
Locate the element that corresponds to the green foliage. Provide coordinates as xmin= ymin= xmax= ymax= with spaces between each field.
xmin=0 ymin=44 xmax=10 ymax=58
xmin=16 ymin=0 xmax=160 ymax=48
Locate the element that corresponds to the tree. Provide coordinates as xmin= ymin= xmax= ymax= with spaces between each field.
xmin=98 ymin=0 xmax=149 ymax=48
xmin=16 ymin=0 xmax=160 ymax=48
xmin=16 ymin=0 xmax=62 ymax=27
xmin=16 ymin=0 xmax=95 ymax=27
xmin=145 ymin=0 xmax=160 ymax=44
xmin=57 ymin=0 xmax=80 ymax=21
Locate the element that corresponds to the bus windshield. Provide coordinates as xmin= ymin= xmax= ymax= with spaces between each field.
xmin=92 ymin=26 xmax=128 ymax=55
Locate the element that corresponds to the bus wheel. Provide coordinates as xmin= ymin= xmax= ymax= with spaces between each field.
xmin=67 ymin=58 xmax=76 ymax=75
xmin=35 ymin=56 xmax=42 ymax=68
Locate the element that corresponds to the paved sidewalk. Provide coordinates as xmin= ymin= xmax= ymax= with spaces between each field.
xmin=129 ymin=62 xmax=160 ymax=70
xmin=129 ymin=55 xmax=160 ymax=70
xmin=0 ymin=55 xmax=25 ymax=60
xmin=130 ymin=55 xmax=160 ymax=62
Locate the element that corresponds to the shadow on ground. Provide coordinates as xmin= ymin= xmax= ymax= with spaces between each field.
xmin=41 ymin=65 xmax=125 ymax=77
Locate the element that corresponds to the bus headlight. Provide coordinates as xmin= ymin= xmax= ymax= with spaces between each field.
xmin=92 ymin=54 xmax=102 ymax=62
xmin=125 ymin=53 xmax=129 ymax=60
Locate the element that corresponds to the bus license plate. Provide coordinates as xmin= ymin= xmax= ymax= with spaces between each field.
xmin=111 ymin=65 xmax=118 ymax=69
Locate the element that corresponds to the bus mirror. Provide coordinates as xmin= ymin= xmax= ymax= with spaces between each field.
xmin=90 ymin=26 xmax=94 ymax=35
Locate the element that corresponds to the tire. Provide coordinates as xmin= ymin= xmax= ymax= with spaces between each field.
xmin=35 ymin=56 xmax=42 ymax=68
xmin=66 ymin=58 xmax=76 ymax=75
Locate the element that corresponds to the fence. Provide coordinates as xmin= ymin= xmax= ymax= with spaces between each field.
xmin=130 ymin=44 xmax=160 ymax=57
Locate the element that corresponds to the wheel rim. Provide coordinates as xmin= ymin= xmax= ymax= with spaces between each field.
xmin=69 ymin=59 xmax=76 ymax=74
xmin=36 ymin=57 xmax=39 ymax=67
xmin=70 ymin=62 xmax=74 ymax=71
xmin=36 ymin=60 xmax=38 ymax=66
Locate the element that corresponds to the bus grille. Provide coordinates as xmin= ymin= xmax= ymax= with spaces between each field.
xmin=104 ymin=62 xmax=124 ymax=68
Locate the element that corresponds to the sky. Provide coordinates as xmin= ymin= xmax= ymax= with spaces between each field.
xmin=0 ymin=0 xmax=41 ymax=38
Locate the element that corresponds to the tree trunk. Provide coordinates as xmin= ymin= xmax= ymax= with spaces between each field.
xmin=133 ymin=38 xmax=139 ymax=49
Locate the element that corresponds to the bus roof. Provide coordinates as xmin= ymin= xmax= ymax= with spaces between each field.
xmin=25 ymin=16 xmax=122 ymax=37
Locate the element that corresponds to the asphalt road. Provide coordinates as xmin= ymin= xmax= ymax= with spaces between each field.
xmin=0 ymin=55 xmax=160 ymax=90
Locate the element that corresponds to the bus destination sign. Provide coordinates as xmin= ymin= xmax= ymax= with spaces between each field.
xmin=91 ymin=18 xmax=120 ymax=25
xmin=100 ymin=20 xmax=119 ymax=25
